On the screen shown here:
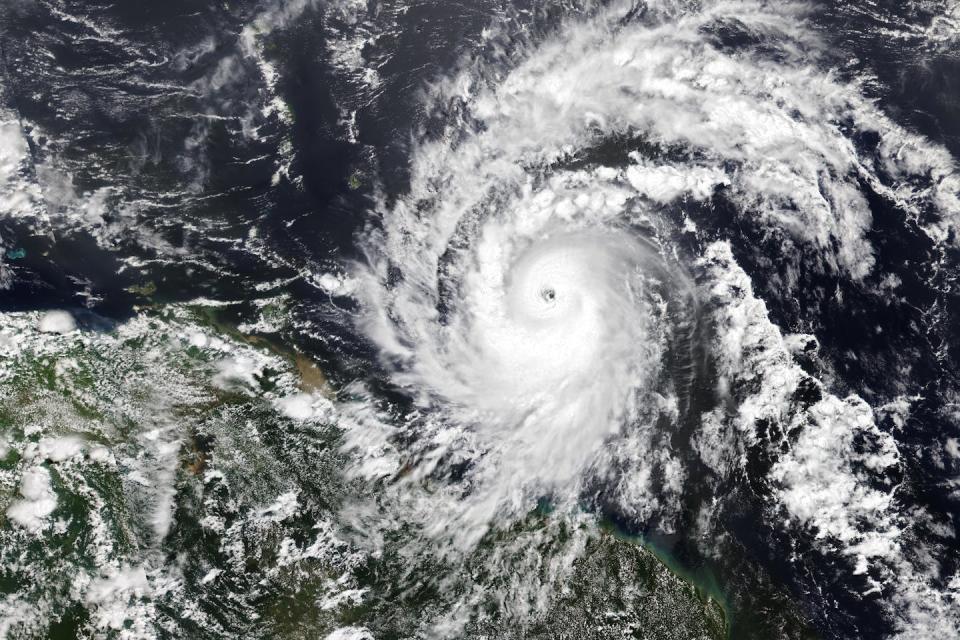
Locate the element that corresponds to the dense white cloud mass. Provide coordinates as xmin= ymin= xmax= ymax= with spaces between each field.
xmin=6 ymin=467 xmax=58 ymax=533
xmin=1 ymin=0 xmax=958 ymax=636
xmin=38 ymin=310 xmax=76 ymax=334
xmin=345 ymin=0 xmax=960 ymax=634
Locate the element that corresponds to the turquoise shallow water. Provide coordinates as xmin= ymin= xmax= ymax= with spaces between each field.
xmin=0 ymin=306 xmax=735 ymax=638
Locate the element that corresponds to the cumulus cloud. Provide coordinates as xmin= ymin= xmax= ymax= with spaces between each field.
xmin=6 ymin=467 xmax=58 ymax=533
xmin=37 ymin=310 xmax=76 ymax=334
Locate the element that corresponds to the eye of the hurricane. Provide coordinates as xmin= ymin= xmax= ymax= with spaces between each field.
xmin=540 ymin=287 xmax=557 ymax=303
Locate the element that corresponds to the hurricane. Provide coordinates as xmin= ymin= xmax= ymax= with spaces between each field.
xmin=2 ymin=0 xmax=960 ymax=638
xmin=345 ymin=0 xmax=960 ymax=635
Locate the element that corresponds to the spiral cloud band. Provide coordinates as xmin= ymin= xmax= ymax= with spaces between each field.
xmin=344 ymin=0 xmax=960 ymax=635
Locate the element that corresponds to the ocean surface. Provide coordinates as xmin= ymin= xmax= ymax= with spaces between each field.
xmin=1 ymin=1 xmax=959 ymax=638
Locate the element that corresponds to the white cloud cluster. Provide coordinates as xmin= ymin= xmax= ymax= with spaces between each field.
xmin=37 ymin=310 xmax=76 ymax=334
xmin=699 ymin=241 xmax=960 ymax=634
xmin=347 ymin=9 xmax=960 ymax=632
xmin=0 ymin=117 xmax=35 ymax=216
xmin=6 ymin=467 xmax=58 ymax=533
